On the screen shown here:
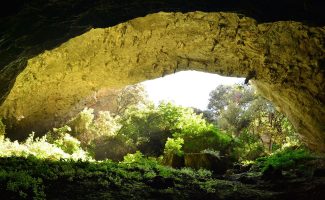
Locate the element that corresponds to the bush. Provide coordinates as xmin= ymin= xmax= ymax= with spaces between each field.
xmin=178 ymin=125 xmax=233 ymax=155
xmin=164 ymin=137 xmax=184 ymax=156
xmin=50 ymin=108 xmax=121 ymax=156
xmin=233 ymin=130 xmax=265 ymax=161
xmin=118 ymin=102 xmax=233 ymax=157
xmin=122 ymin=151 xmax=145 ymax=164
xmin=117 ymin=103 xmax=172 ymax=155
xmin=53 ymin=133 xmax=82 ymax=155
xmin=0 ymin=133 xmax=90 ymax=161
xmin=93 ymin=111 xmax=121 ymax=136
xmin=256 ymin=147 xmax=312 ymax=172
xmin=93 ymin=134 xmax=136 ymax=161
xmin=68 ymin=108 xmax=94 ymax=135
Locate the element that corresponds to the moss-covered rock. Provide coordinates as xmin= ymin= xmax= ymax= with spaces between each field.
xmin=184 ymin=153 xmax=232 ymax=174
xmin=162 ymin=153 xmax=184 ymax=168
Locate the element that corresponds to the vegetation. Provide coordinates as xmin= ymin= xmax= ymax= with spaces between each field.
xmin=0 ymin=83 xmax=323 ymax=199
xmin=118 ymin=102 xmax=233 ymax=157
xmin=113 ymin=84 xmax=149 ymax=116
xmin=164 ymin=137 xmax=184 ymax=156
xmin=0 ymin=133 xmax=90 ymax=161
xmin=207 ymin=84 xmax=301 ymax=160
xmin=0 ymin=154 xmax=258 ymax=200
xmin=256 ymin=147 xmax=313 ymax=173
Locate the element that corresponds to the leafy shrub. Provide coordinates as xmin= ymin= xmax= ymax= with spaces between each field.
xmin=53 ymin=133 xmax=82 ymax=155
xmin=66 ymin=108 xmax=120 ymax=147
xmin=256 ymin=147 xmax=312 ymax=172
xmin=0 ymin=170 xmax=45 ymax=199
xmin=118 ymin=102 xmax=233 ymax=157
xmin=164 ymin=137 xmax=184 ymax=156
xmin=117 ymin=103 xmax=171 ymax=156
xmin=93 ymin=134 xmax=136 ymax=161
xmin=120 ymin=151 xmax=164 ymax=173
xmin=93 ymin=111 xmax=121 ymax=136
xmin=68 ymin=107 xmax=94 ymax=135
xmin=122 ymin=151 xmax=145 ymax=164
xmin=233 ymin=129 xmax=265 ymax=161
xmin=0 ymin=133 xmax=90 ymax=161
xmin=179 ymin=125 xmax=233 ymax=154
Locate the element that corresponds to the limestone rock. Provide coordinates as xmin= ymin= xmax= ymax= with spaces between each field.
xmin=162 ymin=153 xmax=184 ymax=169
xmin=0 ymin=10 xmax=324 ymax=152
xmin=184 ymin=153 xmax=232 ymax=174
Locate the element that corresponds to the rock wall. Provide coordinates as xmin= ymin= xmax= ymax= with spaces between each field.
xmin=0 ymin=10 xmax=324 ymax=151
xmin=1 ymin=0 xmax=324 ymax=105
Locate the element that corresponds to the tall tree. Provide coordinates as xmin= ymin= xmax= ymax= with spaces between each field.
xmin=114 ymin=84 xmax=148 ymax=116
xmin=207 ymin=84 xmax=297 ymax=153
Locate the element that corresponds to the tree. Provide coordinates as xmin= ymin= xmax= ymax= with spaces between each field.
xmin=208 ymin=84 xmax=256 ymax=135
xmin=192 ymin=108 xmax=215 ymax=123
xmin=208 ymin=85 xmax=232 ymax=116
xmin=117 ymin=102 xmax=179 ymax=156
xmin=118 ymin=102 xmax=233 ymax=157
xmin=207 ymin=84 xmax=298 ymax=156
xmin=114 ymin=84 xmax=148 ymax=116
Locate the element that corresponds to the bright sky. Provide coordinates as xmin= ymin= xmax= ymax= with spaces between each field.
xmin=142 ymin=71 xmax=244 ymax=110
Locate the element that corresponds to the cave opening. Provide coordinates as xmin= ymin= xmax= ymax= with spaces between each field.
xmin=0 ymin=11 xmax=324 ymax=152
xmin=0 ymin=8 xmax=324 ymax=199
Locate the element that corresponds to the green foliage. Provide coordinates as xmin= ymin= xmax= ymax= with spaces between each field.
xmin=164 ymin=137 xmax=184 ymax=156
xmin=0 ymin=155 xmax=250 ymax=199
xmin=93 ymin=111 xmax=121 ymax=136
xmin=121 ymin=151 xmax=145 ymax=164
xmin=0 ymin=133 xmax=90 ymax=161
xmin=118 ymin=102 xmax=178 ymax=155
xmin=0 ymin=169 xmax=45 ymax=199
xmin=256 ymin=147 xmax=312 ymax=172
xmin=53 ymin=133 xmax=82 ymax=154
xmin=233 ymin=129 xmax=265 ymax=161
xmin=93 ymin=134 xmax=136 ymax=161
xmin=114 ymin=84 xmax=149 ymax=116
xmin=46 ymin=101 xmax=232 ymax=160
xmin=53 ymin=108 xmax=121 ymax=153
xmin=208 ymin=84 xmax=256 ymax=135
xmin=207 ymin=84 xmax=300 ymax=154
xmin=179 ymin=125 xmax=233 ymax=154
xmin=117 ymin=102 xmax=233 ymax=157
xmin=68 ymin=107 xmax=95 ymax=137
xmin=208 ymin=85 xmax=232 ymax=116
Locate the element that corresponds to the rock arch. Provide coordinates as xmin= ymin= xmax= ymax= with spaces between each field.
xmin=0 ymin=12 xmax=324 ymax=152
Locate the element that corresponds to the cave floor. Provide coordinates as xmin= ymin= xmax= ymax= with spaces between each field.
xmin=43 ymin=176 xmax=325 ymax=200
xmin=0 ymin=157 xmax=324 ymax=200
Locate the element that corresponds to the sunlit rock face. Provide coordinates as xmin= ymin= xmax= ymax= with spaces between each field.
xmin=0 ymin=8 xmax=324 ymax=151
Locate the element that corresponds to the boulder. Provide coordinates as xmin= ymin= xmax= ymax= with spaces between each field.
xmin=184 ymin=153 xmax=232 ymax=174
xmin=162 ymin=153 xmax=184 ymax=168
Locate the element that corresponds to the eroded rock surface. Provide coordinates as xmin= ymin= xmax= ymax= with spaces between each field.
xmin=2 ymin=0 xmax=322 ymax=106
xmin=0 ymin=10 xmax=324 ymax=151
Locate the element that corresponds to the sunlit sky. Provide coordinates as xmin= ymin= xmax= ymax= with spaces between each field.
xmin=142 ymin=71 xmax=245 ymax=110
